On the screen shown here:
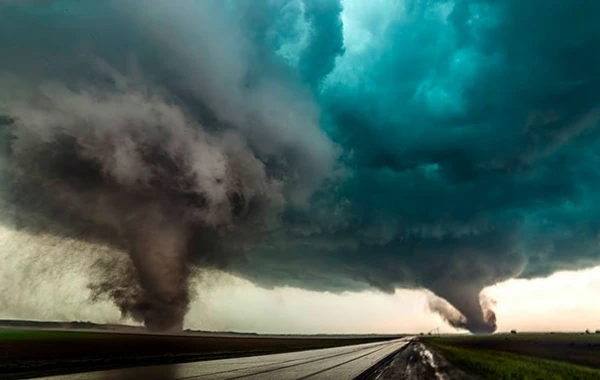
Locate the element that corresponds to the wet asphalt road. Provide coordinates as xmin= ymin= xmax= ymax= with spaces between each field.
xmin=36 ymin=338 xmax=410 ymax=380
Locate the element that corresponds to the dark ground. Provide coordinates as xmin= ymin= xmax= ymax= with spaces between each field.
xmin=428 ymin=333 xmax=600 ymax=369
xmin=367 ymin=340 xmax=478 ymax=380
xmin=363 ymin=333 xmax=600 ymax=380
xmin=0 ymin=328 xmax=401 ymax=379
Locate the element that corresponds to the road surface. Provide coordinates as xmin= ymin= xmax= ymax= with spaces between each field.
xmin=36 ymin=337 xmax=410 ymax=380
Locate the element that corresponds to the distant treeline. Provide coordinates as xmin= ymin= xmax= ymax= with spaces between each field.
xmin=0 ymin=319 xmax=143 ymax=332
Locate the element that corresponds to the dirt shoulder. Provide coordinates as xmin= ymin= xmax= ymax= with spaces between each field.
xmin=368 ymin=339 xmax=478 ymax=380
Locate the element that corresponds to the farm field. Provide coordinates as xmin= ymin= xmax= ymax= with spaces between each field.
xmin=423 ymin=333 xmax=600 ymax=380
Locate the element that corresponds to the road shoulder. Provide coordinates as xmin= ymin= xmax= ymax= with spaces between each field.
xmin=370 ymin=339 xmax=478 ymax=380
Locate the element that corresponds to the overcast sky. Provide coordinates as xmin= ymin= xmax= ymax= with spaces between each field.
xmin=187 ymin=266 xmax=600 ymax=334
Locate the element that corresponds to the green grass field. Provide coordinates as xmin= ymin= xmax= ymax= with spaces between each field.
xmin=441 ymin=332 xmax=600 ymax=342
xmin=426 ymin=338 xmax=600 ymax=380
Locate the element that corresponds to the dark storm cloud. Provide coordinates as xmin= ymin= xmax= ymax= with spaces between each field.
xmin=1 ymin=0 xmax=599 ymax=332
xmin=0 ymin=0 xmax=338 ymax=331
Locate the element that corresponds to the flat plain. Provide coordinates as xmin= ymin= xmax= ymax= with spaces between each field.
xmin=423 ymin=333 xmax=600 ymax=380
xmin=0 ymin=328 xmax=401 ymax=379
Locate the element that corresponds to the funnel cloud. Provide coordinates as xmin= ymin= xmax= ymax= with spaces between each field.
xmin=1 ymin=0 xmax=600 ymax=332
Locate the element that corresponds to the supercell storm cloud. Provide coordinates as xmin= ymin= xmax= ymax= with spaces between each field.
xmin=1 ymin=0 xmax=599 ymax=333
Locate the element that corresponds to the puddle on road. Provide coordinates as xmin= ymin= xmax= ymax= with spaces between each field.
xmin=414 ymin=343 xmax=447 ymax=380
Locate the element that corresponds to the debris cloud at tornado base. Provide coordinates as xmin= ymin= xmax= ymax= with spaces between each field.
xmin=2 ymin=0 xmax=600 ymax=332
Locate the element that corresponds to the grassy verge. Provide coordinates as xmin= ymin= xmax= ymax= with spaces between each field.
xmin=426 ymin=339 xmax=600 ymax=380
xmin=433 ymin=333 xmax=600 ymax=342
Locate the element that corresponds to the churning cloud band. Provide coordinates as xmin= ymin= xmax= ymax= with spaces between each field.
xmin=1 ymin=0 xmax=599 ymax=333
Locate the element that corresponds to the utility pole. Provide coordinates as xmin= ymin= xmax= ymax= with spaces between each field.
xmin=427 ymin=327 xmax=440 ymax=336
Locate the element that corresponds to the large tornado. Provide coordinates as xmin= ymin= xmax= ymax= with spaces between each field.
xmin=0 ymin=87 xmax=285 ymax=331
